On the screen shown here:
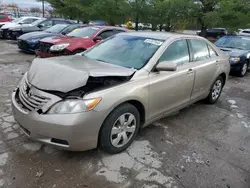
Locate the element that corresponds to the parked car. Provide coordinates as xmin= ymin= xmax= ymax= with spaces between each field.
xmin=0 ymin=12 xmax=13 ymax=28
xmin=17 ymin=23 xmax=85 ymax=53
xmin=89 ymin=20 xmax=108 ymax=26
xmin=0 ymin=17 xmax=43 ymax=39
xmin=238 ymin=29 xmax=250 ymax=36
xmin=36 ymin=26 xmax=127 ymax=58
xmin=12 ymin=32 xmax=230 ymax=154
xmin=198 ymin=28 xmax=228 ymax=39
xmin=214 ymin=35 xmax=250 ymax=77
xmin=6 ymin=18 xmax=73 ymax=40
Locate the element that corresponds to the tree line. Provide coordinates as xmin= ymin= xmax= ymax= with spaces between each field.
xmin=42 ymin=0 xmax=250 ymax=36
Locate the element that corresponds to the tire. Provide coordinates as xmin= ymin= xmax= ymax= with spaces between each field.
xmin=99 ymin=103 xmax=140 ymax=154
xmin=238 ymin=62 xmax=248 ymax=77
xmin=205 ymin=76 xmax=224 ymax=104
xmin=73 ymin=49 xmax=85 ymax=55
xmin=2 ymin=30 xmax=7 ymax=39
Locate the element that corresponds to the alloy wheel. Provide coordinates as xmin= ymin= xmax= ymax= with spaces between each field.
xmin=241 ymin=63 xmax=248 ymax=76
xmin=110 ymin=113 xmax=136 ymax=148
xmin=212 ymin=80 xmax=222 ymax=100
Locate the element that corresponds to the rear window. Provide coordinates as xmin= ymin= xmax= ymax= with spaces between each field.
xmin=208 ymin=29 xmax=226 ymax=32
xmin=242 ymin=30 xmax=250 ymax=34
xmin=0 ymin=13 xmax=6 ymax=20
xmin=67 ymin=27 xmax=99 ymax=38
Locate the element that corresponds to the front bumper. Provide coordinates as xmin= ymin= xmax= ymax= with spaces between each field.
xmin=11 ymin=30 xmax=23 ymax=39
xmin=12 ymin=88 xmax=108 ymax=151
xmin=17 ymin=39 xmax=38 ymax=53
xmin=0 ymin=29 xmax=6 ymax=38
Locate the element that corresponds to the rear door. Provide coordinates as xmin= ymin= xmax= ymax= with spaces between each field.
xmin=188 ymin=39 xmax=220 ymax=101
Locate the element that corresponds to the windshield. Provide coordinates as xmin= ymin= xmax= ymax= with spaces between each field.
xmin=31 ymin=19 xmax=44 ymax=26
xmin=215 ymin=36 xmax=250 ymax=50
xmin=84 ymin=35 xmax=163 ymax=69
xmin=0 ymin=14 xmax=5 ymax=20
xmin=60 ymin=24 xmax=80 ymax=34
xmin=67 ymin=27 xmax=98 ymax=38
xmin=45 ymin=24 xmax=69 ymax=33
xmin=12 ymin=17 xmax=23 ymax=23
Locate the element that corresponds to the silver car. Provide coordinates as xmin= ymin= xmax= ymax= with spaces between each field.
xmin=12 ymin=32 xmax=230 ymax=154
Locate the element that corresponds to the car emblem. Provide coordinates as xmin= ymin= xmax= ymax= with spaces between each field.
xmin=25 ymin=85 xmax=33 ymax=97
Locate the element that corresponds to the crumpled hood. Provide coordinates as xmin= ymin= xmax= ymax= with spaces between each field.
xmin=41 ymin=35 xmax=88 ymax=45
xmin=27 ymin=55 xmax=135 ymax=93
xmin=19 ymin=31 xmax=59 ymax=40
xmin=219 ymin=48 xmax=249 ymax=57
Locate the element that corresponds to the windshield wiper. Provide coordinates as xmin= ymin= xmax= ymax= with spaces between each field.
xmin=96 ymin=59 xmax=107 ymax=63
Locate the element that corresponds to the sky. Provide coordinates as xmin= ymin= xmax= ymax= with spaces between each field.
xmin=2 ymin=0 xmax=50 ymax=8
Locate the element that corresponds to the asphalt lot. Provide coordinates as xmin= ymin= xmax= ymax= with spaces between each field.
xmin=0 ymin=40 xmax=250 ymax=188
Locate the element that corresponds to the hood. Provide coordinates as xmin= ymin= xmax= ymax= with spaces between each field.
xmin=41 ymin=35 xmax=88 ymax=45
xmin=27 ymin=55 xmax=135 ymax=93
xmin=19 ymin=31 xmax=59 ymax=40
xmin=1 ymin=22 xmax=20 ymax=29
xmin=219 ymin=47 xmax=249 ymax=57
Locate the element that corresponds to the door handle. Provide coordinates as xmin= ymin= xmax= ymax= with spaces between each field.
xmin=187 ymin=69 xmax=194 ymax=74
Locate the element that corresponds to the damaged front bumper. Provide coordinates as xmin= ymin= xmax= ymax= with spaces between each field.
xmin=11 ymin=85 xmax=108 ymax=151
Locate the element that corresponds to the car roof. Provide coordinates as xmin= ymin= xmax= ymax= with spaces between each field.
xmin=48 ymin=18 xmax=70 ymax=21
xmin=21 ymin=16 xmax=43 ymax=19
xmin=117 ymin=31 xmax=203 ymax=40
xmin=83 ymin=25 xmax=127 ymax=31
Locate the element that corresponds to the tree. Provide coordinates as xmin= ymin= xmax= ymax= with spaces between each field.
xmin=30 ymin=7 xmax=41 ymax=13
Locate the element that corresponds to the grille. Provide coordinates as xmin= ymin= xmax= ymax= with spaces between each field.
xmin=39 ymin=42 xmax=53 ymax=53
xmin=18 ymin=39 xmax=28 ymax=49
xmin=17 ymin=79 xmax=50 ymax=111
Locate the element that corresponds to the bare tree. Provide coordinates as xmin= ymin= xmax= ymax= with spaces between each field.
xmin=30 ymin=7 xmax=41 ymax=13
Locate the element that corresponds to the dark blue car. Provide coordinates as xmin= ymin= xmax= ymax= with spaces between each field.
xmin=215 ymin=35 xmax=250 ymax=77
xmin=17 ymin=23 xmax=83 ymax=53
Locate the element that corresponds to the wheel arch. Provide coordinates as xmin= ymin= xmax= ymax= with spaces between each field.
xmin=218 ymin=72 xmax=226 ymax=86
xmin=97 ymin=99 xmax=146 ymax=146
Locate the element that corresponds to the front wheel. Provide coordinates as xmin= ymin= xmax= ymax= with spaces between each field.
xmin=99 ymin=103 xmax=140 ymax=154
xmin=238 ymin=62 xmax=248 ymax=77
xmin=205 ymin=76 xmax=224 ymax=104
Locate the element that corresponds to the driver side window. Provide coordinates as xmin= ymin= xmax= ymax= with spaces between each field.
xmin=98 ymin=30 xmax=114 ymax=39
xmin=40 ymin=20 xmax=53 ymax=27
xmin=23 ymin=18 xmax=36 ymax=24
xmin=159 ymin=39 xmax=190 ymax=66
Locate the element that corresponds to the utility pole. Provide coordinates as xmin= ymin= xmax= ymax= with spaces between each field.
xmin=42 ymin=0 xmax=45 ymax=17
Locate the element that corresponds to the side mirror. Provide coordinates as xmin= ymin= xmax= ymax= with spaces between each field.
xmin=38 ymin=24 xmax=43 ymax=28
xmin=93 ymin=36 xmax=102 ymax=41
xmin=156 ymin=61 xmax=177 ymax=72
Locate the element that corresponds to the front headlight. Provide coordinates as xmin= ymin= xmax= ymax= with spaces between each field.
xmin=50 ymin=43 xmax=70 ymax=52
xmin=47 ymin=98 xmax=102 ymax=114
xmin=28 ymin=38 xmax=38 ymax=43
xmin=230 ymin=57 xmax=240 ymax=63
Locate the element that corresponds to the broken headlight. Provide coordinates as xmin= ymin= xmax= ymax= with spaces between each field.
xmin=47 ymin=98 xmax=101 ymax=114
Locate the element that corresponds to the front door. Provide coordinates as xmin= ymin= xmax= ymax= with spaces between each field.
xmin=149 ymin=39 xmax=195 ymax=120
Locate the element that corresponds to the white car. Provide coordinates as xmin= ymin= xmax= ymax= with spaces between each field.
xmin=238 ymin=29 xmax=250 ymax=36
xmin=0 ymin=17 xmax=43 ymax=38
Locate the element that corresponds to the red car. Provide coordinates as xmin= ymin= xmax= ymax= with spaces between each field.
xmin=0 ymin=12 xmax=12 ymax=27
xmin=36 ymin=26 xmax=127 ymax=58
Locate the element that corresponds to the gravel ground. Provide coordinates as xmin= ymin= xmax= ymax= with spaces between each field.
xmin=0 ymin=40 xmax=249 ymax=188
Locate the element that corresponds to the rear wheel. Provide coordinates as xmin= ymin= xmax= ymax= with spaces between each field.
xmin=99 ymin=103 xmax=140 ymax=154
xmin=205 ymin=76 xmax=224 ymax=104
